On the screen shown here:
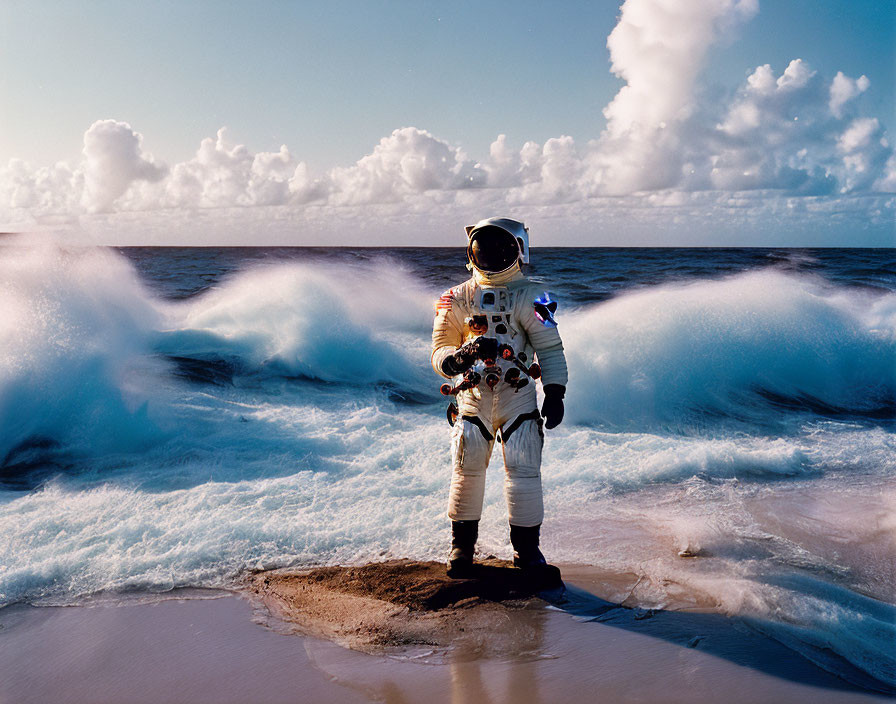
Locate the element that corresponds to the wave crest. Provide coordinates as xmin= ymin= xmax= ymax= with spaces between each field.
xmin=564 ymin=269 xmax=895 ymax=429
xmin=0 ymin=242 xmax=166 ymax=468
xmin=157 ymin=260 xmax=434 ymax=389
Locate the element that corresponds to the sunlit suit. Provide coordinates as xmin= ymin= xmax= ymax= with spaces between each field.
xmin=431 ymin=218 xmax=567 ymax=577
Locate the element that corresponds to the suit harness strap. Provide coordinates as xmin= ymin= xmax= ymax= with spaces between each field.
xmin=499 ymin=409 xmax=542 ymax=443
xmin=461 ymin=414 xmax=494 ymax=442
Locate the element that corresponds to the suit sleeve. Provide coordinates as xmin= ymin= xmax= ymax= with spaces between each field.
xmin=519 ymin=286 xmax=568 ymax=386
xmin=431 ymin=290 xmax=465 ymax=379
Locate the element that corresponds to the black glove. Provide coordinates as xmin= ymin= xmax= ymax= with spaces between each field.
xmin=541 ymin=384 xmax=565 ymax=429
xmin=475 ymin=336 xmax=498 ymax=363
xmin=441 ymin=337 xmax=499 ymax=376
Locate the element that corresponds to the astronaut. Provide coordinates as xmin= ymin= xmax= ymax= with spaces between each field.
xmin=431 ymin=217 xmax=567 ymax=578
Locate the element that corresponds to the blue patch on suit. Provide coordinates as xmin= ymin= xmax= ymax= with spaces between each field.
xmin=533 ymin=292 xmax=558 ymax=327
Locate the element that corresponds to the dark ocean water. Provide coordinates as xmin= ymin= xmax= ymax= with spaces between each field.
xmin=1 ymin=244 xmax=894 ymax=691
xmin=120 ymin=246 xmax=896 ymax=302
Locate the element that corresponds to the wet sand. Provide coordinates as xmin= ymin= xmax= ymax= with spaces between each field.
xmin=0 ymin=563 xmax=891 ymax=704
xmin=245 ymin=558 xmax=565 ymax=654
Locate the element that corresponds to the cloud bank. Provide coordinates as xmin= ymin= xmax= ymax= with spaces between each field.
xmin=1 ymin=0 xmax=893 ymax=245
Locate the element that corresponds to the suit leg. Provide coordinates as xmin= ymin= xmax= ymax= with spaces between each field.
xmin=447 ymin=417 xmax=495 ymax=521
xmin=500 ymin=417 xmax=544 ymax=527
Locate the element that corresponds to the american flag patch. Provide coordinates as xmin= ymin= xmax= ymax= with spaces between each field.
xmin=435 ymin=289 xmax=454 ymax=312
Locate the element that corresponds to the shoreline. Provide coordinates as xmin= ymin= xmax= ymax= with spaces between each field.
xmin=1 ymin=562 xmax=892 ymax=704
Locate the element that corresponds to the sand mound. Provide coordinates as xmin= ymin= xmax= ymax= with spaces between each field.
xmin=244 ymin=559 xmax=564 ymax=655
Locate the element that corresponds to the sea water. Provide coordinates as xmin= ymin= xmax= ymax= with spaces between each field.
xmin=0 ymin=241 xmax=893 ymax=689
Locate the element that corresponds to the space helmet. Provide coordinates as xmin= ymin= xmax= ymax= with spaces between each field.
xmin=464 ymin=217 xmax=530 ymax=274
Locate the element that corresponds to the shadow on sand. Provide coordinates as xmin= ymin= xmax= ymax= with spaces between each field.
xmin=253 ymin=558 xmax=892 ymax=696
xmin=408 ymin=560 xmax=892 ymax=696
xmin=547 ymin=576 xmax=893 ymax=697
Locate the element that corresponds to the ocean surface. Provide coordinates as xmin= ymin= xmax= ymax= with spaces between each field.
xmin=1 ymin=242 xmax=894 ymax=690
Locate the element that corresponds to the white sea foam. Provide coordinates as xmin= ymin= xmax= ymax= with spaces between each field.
xmin=563 ymin=269 xmax=895 ymax=429
xmin=544 ymin=469 xmax=896 ymax=687
xmin=3 ymin=243 xmax=892 ymax=464
xmin=0 ymin=242 xmax=168 ymax=463
xmin=2 ymin=414 xmax=892 ymax=684
xmin=156 ymin=258 xmax=434 ymax=388
xmin=1 ymin=243 xmax=894 ymax=687
xmin=0 ymin=244 xmax=437 ymax=465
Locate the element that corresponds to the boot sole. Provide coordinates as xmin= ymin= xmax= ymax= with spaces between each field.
xmin=446 ymin=561 xmax=475 ymax=579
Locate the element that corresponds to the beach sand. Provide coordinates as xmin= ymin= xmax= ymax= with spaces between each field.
xmin=0 ymin=562 xmax=890 ymax=704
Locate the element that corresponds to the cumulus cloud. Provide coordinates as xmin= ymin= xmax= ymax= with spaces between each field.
xmin=81 ymin=120 xmax=166 ymax=212
xmin=709 ymin=61 xmax=892 ymax=194
xmin=329 ymin=127 xmax=485 ymax=204
xmin=875 ymin=154 xmax=896 ymax=193
xmin=1 ymin=0 xmax=893 ymax=242
xmin=485 ymin=134 xmax=586 ymax=203
xmin=587 ymin=0 xmax=759 ymax=194
xmin=829 ymin=71 xmax=870 ymax=119
xmin=1 ymin=159 xmax=80 ymax=212
xmin=604 ymin=0 xmax=758 ymax=137
xmin=482 ymin=134 xmax=544 ymax=189
xmin=836 ymin=117 xmax=890 ymax=192
xmin=158 ymin=128 xmax=327 ymax=209
xmin=567 ymin=0 xmax=891 ymax=198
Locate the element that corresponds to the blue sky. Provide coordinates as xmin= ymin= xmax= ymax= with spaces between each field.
xmin=1 ymin=1 xmax=894 ymax=245
xmin=0 ymin=1 xmax=619 ymax=166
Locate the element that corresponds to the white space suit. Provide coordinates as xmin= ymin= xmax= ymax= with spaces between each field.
xmin=431 ymin=242 xmax=567 ymax=529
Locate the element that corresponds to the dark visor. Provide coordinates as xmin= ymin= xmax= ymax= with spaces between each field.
xmin=469 ymin=226 xmax=520 ymax=272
